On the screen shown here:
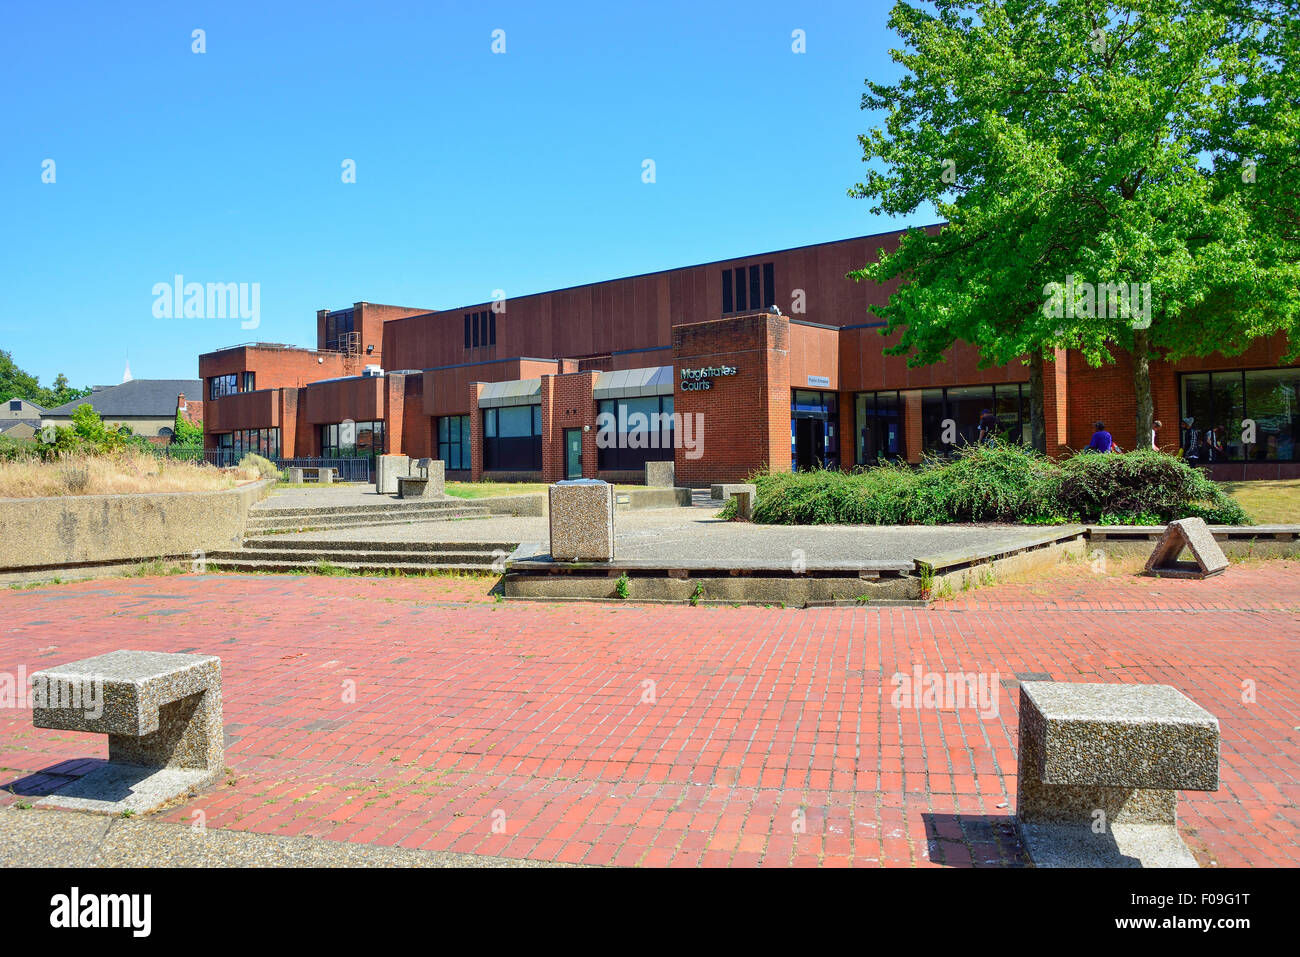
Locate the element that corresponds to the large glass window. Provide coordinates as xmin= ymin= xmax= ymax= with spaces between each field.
xmin=483 ymin=405 xmax=541 ymax=471
xmin=208 ymin=374 xmax=239 ymax=400
xmin=437 ymin=415 xmax=471 ymax=470
xmin=855 ymin=391 xmax=902 ymax=464
xmin=211 ymin=428 xmax=280 ymax=458
xmin=920 ymin=383 xmax=1027 ymax=455
xmin=1180 ymin=369 xmax=1299 ymax=462
xmin=320 ymin=420 xmax=384 ymax=458
xmin=596 ymin=396 xmax=675 ymax=471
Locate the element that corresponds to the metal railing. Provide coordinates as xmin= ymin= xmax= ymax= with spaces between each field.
xmin=154 ymin=446 xmax=373 ymax=481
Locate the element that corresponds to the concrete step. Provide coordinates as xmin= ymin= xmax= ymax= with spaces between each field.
xmin=238 ymin=539 xmax=519 ymax=554
xmin=250 ymin=498 xmax=482 ymax=519
xmin=206 ymin=557 xmax=497 ymax=576
xmin=208 ymin=548 xmax=504 ymax=565
xmin=246 ymin=509 xmax=490 ymax=532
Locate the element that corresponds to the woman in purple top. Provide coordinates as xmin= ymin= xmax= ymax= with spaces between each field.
xmin=1087 ymin=421 xmax=1115 ymax=452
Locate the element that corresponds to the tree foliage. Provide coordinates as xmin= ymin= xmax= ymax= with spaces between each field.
xmin=0 ymin=350 xmax=92 ymax=408
xmin=849 ymin=0 xmax=1298 ymax=448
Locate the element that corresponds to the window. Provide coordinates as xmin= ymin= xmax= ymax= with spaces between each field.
xmin=324 ymin=309 xmax=355 ymax=352
xmin=209 ymin=374 xmax=239 ymax=400
xmin=464 ymin=310 xmax=493 ymax=349
xmin=919 ymin=384 xmax=1027 ymax=455
xmin=721 ymin=262 xmax=776 ymax=315
xmin=320 ymin=420 xmax=384 ymax=458
xmin=596 ymin=396 xmax=675 ymax=471
xmin=241 ymin=372 xmax=255 ymax=393
xmin=1180 ymin=368 xmax=1299 ymax=462
xmin=212 ymin=428 xmax=281 ymax=458
xmin=9 ymin=400 xmax=21 ymax=412
xmin=482 ymin=405 xmax=541 ymax=471
xmin=437 ymin=415 xmax=471 ymax=470
xmin=854 ymin=391 xmax=903 ymax=464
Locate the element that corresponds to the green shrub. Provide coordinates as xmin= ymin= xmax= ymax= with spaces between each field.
xmin=238 ymin=453 xmax=281 ymax=480
xmin=1056 ymin=448 xmax=1248 ymax=525
xmin=748 ymin=444 xmax=1249 ymax=527
xmin=0 ymin=435 xmax=37 ymax=463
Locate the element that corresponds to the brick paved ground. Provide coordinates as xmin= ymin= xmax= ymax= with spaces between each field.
xmin=1 ymin=564 xmax=1296 ymax=867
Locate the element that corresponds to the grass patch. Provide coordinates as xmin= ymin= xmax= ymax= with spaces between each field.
xmin=1219 ymin=479 xmax=1300 ymax=525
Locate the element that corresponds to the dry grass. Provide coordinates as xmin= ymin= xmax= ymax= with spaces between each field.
xmin=0 ymin=450 xmax=260 ymax=498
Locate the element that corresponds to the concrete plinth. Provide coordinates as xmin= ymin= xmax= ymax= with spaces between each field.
xmin=376 ymin=454 xmax=411 ymax=494
xmin=549 ymin=480 xmax=614 ymax=561
xmin=644 ymin=461 xmax=675 ymax=487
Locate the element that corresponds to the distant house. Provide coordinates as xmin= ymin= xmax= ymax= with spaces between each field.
xmin=0 ymin=398 xmax=45 ymax=441
xmin=2 ymin=397 xmax=45 ymax=420
xmin=43 ymin=379 xmax=203 ymax=443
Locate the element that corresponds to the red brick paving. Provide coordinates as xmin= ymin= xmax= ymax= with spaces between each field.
xmin=0 ymin=565 xmax=1296 ymax=867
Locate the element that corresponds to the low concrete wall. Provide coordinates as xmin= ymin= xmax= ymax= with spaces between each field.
xmin=478 ymin=493 xmax=548 ymax=517
xmin=0 ymin=479 xmax=275 ymax=572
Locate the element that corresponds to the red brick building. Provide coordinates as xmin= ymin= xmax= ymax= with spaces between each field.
xmin=198 ymin=229 xmax=1300 ymax=484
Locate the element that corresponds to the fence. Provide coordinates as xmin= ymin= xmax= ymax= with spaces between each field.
xmin=155 ymin=447 xmax=372 ymax=482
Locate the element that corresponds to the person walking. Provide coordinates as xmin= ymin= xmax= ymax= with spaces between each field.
xmin=977 ymin=408 xmax=997 ymax=444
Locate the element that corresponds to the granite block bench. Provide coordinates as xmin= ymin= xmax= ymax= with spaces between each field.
xmin=287 ymin=466 xmax=335 ymax=484
xmin=30 ymin=650 xmax=224 ymax=814
xmin=1016 ymin=681 xmax=1219 ymax=867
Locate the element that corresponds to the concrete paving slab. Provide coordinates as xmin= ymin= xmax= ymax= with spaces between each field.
xmin=0 ymin=807 xmax=570 ymax=867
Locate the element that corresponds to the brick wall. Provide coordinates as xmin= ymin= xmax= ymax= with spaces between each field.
xmin=673 ymin=313 xmax=790 ymax=485
xmin=541 ymin=371 xmax=599 ymax=483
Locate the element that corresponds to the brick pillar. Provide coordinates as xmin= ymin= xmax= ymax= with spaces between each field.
xmin=384 ymin=373 xmax=405 ymax=456
xmin=541 ymin=371 xmax=598 ymax=483
xmin=903 ymin=390 xmax=923 ymax=464
xmin=278 ymin=388 xmax=299 ymax=457
xmin=540 ymin=375 xmax=559 ymax=483
xmin=838 ymin=394 xmax=856 ymax=469
xmin=468 ymin=382 xmax=485 ymax=482
xmin=1041 ymin=348 xmax=1069 ymax=458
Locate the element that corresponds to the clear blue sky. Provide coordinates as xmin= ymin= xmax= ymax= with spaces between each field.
xmin=1 ymin=0 xmax=930 ymax=387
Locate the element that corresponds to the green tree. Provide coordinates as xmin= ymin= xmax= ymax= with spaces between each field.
xmin=849 ymin=0 xmax=1299 ymax=451
xmin=0 ymin=350 xmax=92 ymax=408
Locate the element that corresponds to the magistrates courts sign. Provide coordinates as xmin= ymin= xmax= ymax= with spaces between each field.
xmin=679 ymin=365 xmax=737 ymax=392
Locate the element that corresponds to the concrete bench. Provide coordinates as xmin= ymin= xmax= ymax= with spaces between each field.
xmin=709 ymin=483 xmax=756 ymax=519
xmin=31 ymin=650 xmax=224 ymax=814
xmin=1016 ymin=681 xmax=1219 ymax=867
xmin=397 ymin=460 xmax=445 ymax=498
xmin=287 ymin=466 xmax=335 ymax=484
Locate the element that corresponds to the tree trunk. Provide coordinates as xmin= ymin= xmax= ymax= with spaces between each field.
xmin=1132 ymin=328 xmax=1154 ymax=451
xmin=1028 ymin=353 xmax=1047 ymax=454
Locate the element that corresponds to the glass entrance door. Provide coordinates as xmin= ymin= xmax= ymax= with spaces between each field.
xmin=564 ymin=429 xmax=583 ymax=480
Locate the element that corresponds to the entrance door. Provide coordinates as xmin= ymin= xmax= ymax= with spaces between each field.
xmin=564 ymin=429 xmax=583 ymax=479
xmin=794 ymin=418 xmax=820 ymax=471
